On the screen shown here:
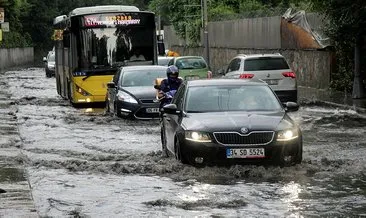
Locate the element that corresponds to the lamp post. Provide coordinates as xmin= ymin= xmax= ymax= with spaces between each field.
xmin=202 ymin=0 xmax=210 ymax=68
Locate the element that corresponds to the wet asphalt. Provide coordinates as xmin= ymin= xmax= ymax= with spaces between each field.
xmin=0 ymin=68 xmax=366 ymax=217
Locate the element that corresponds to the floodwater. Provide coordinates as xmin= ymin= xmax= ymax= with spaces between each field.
xmin=1 ymin=68 xmax=366 ymax=217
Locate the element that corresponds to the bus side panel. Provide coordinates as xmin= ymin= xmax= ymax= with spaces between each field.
xmin=62 ymin=47 xmax=70 ymax=100
xmin=55 ymin=41 xmax=63 ymax=96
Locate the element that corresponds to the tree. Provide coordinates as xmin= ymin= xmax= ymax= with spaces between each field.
xmin=311 ymin=0 xmax=366 ymax=96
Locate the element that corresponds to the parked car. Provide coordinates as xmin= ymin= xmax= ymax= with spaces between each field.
xmin=168 ymin=56 xmax=212 ymax=80
xmin=220 ymin=54 xmax=297 ymax=102
xmin=106 ymin=65 xmax=168 ymax=119
xmin=157 ymin=56 xmax=174 ymax=66
xmin=43 ymin=51 xmax=55 ymax=78
xmin=161 ymin=78 xmax=302 ymax=167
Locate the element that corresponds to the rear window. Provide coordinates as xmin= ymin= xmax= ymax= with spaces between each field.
xmin=244 ymin=57 xmax=289 ymax=71
xmin=176 ymin=57 xmax=207 ymax=70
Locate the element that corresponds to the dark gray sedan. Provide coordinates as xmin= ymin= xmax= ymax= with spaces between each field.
xmin=106 ymin=65 xmax=167 ymax=119
xmin=161 ymin=79 xmax=302 ymax=167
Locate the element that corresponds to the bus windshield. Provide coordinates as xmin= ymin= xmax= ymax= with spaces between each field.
xmin=77 ymin=27 xmax=154 ymax=70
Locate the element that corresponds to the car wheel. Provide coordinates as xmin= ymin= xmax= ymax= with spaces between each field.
xmin=114 ymin=103 xmax=122 ymax=118
xmin=174 ymin=138 xmax=187 ymax=164
xmin=46 ymin=70 xmax=51 ymax=78
xmin=295 ymin=144 xmax=303 ymax=164
xmin=161 ymin=124 xmax=169 ymax=158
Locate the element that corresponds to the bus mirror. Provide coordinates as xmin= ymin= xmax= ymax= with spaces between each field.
xmin=158 ymin=42 xmax=165 ymax=56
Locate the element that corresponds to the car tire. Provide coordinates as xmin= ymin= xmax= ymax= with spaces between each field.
xmin=174 ymin=138 xmax=187 ymax=164
xmin=46 ymin=70 xmax=51 ymax=78
xmin=161 ymin=124 xmax=169 ymax=158
xmin=295 ymin=144 xmax=303 ymax=164
xmin=114 ymin=103 xmax=122 ymax=118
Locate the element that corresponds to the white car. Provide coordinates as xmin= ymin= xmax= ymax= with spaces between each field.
xmin=43 ymin=51 xmax=55 ymax=78
xmin=221 ymin=54 xmax=297 ymax=103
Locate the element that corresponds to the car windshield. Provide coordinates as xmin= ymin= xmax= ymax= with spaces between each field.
xmin=185 ymin=85 xmax=282 ymax=113
xmin=176 ymin=57 xmax=207 ymax=70
xmin=77 ymin=27 xmax=154 ymax=69
xmin=121 ymin=69 xmax=166 ymax=87
xmin=244 ymin=57 xmax=289 ymax=71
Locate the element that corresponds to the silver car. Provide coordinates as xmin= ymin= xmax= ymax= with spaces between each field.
xmin=221 ymin=54 xmax=297 ymax=102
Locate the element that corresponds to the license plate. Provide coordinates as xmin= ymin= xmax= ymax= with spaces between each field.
xmin=146 ymin=108 xmax=159 ymax=113
xmin=185 ymin=76 xmax=200 ymax=81
xmin=226 ymin=148 xmax=265 ymax=159
xmin=265 ymin=79 xmax=278 ymax=85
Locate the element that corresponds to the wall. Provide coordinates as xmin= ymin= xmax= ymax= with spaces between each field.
xmin=170 ymin=46 xmax=333 ymax=90
xmin=0 ymin=47 xmax=34 ymax=70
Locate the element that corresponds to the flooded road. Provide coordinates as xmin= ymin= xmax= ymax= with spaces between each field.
xmin=1 ymin=68 xmax=366 ymax=217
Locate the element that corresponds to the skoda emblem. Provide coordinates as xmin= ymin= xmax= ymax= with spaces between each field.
xmin=240 ymin=127 xmax=249 ymax=134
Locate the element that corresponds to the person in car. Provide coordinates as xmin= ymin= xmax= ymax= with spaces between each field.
xmin=129 ymin=48 xmax=146 ymax=61
xmin=158 ymin=65 xmax=183 ymax=109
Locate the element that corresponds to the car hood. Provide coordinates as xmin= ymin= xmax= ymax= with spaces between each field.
xmin=122 ymin=86 xmax=156 ymax=100
xmin=182 ymin=111 xmax=293 ymax=132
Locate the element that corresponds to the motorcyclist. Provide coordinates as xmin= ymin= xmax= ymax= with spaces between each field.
xmin=158 ymin=65 xmax=183 ymax=109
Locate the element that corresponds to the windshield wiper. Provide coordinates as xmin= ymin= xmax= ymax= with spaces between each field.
xmin=82 ymin=70 xmax=101 ymax=81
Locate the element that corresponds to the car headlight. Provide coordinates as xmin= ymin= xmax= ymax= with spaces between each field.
xmin=185 ymin=131 xmax=212 ymax=143
xmin=117 ymin=91 xmax=138 ymax=104
xmin=277 ymin=129 xmax=299 ymax=141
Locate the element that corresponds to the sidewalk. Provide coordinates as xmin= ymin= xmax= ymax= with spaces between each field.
xmin=298 ymin=86 xmax=366 ymax=113
xmin=0 ymin=71 xmax=38 ymax=217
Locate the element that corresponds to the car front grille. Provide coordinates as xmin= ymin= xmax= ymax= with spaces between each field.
xmin=213 ymin=131 xmax=274 ymax=146
xmin=140 ymin=99 xmax=155 ymax=104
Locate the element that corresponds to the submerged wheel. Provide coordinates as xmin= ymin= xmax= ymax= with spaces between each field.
xmin=174 ymin=138 xmax=187 ymax=164
xmin=160 ymin=125 xmax=169 ymax=158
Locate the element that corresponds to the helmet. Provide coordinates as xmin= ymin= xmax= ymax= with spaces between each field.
xmin=166 ymin=65 xmax=179 ymax=77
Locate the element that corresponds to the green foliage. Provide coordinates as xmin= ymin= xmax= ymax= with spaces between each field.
xmin=310 ymin=0 xmax=366 ymax=92
xmin=149 ymin=0 xmax=312 ymax=43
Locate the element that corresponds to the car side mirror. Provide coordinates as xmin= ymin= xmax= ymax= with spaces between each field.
xmin=283 ymin=102 xmax=299 ymax=112
xmin=43 ymin=57 xmax=47 ymax=62
xmin=162 ymin=104 xmax=180 ymax=114
xmin=107 ymin=82 xmax=116 ymax=89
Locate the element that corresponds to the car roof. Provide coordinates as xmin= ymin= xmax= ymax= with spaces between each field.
xmin=235 ymin=53 xmax=284 ymax=59
xmin=158 ymin=56 xmax=173 ymax=60
xmin=121 ymin=65 xmax=167 ymax=71
xmin=176 ymin=56 xmax=204 ymax=59
xmin=187 ymin=79 xmax=267 ymax=87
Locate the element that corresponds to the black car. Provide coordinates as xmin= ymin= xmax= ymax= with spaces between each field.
xmin=106 ymin=65 xmax=168 ymax=119
xmin=161 ymin=79 xmax=302 ymax=167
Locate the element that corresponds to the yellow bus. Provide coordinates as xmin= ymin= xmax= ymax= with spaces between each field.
xmin=53 ymin=5 xmax=158 ymax=105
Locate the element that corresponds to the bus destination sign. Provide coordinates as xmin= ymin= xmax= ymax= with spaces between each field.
xmin=84 ymin=14 xmax=141 ymax=27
